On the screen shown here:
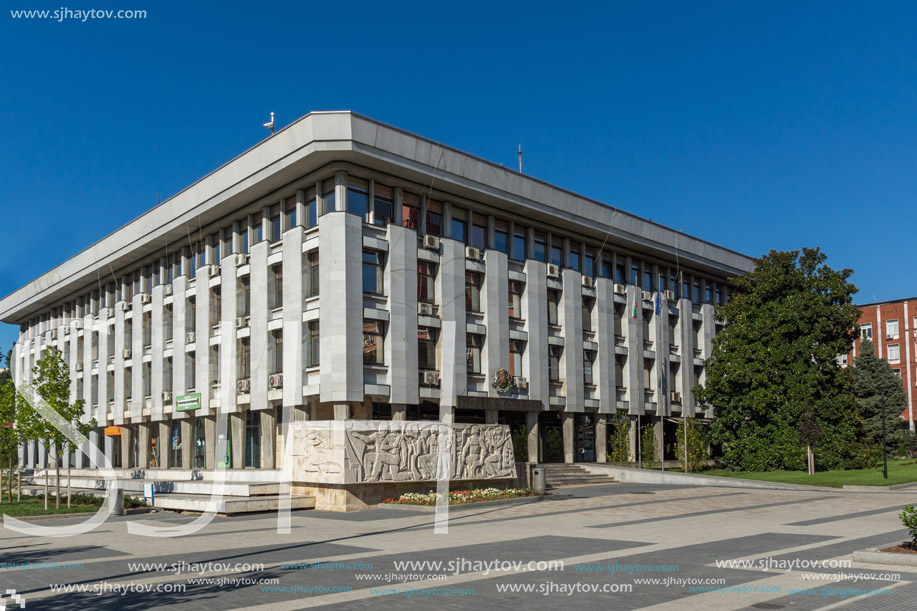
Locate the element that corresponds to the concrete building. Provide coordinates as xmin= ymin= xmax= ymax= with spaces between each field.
xmin=0 ymin=111 xmax=754 ymax=471
xmin=845 ymin=298 xmax=917 ymax=430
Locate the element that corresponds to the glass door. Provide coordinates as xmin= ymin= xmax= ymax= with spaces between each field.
xmin=244 ymin=410 xmax=261 ymax=468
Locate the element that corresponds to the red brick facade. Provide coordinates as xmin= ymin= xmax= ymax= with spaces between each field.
xmin=846 ymin=298 xmax=917 ymax=428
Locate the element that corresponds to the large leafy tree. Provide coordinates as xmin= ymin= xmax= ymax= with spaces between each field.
xmin=0 ymin=380 xmax=18 ymax=502
xmin=695 ymin=248 xmax=864 ymax=471
xmin=853 ymin=339 xmax=911 ymax=458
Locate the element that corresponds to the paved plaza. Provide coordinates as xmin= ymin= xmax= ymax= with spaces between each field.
xmin=1 ymin=482 xmax=915 ymax=610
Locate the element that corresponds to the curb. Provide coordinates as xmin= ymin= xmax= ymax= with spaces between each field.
xmin=378 ymin=493 xmax=568 ymax=512
xmin=853 ymin=542 xmax=917 ymax=568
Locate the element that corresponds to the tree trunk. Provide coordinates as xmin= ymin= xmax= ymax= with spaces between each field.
xmin=55 ymin=446 xmax=61 ymax=509
xmin=807 ymin=445 xmax=815 ymax=475
xmin=67 ymin=466 xmax=71 ymax=508
xmin=17 ymin=468 xmax=21 ymax=502
xmin=44 ymin=466 xmax=48 ymax=510
xmin=7 ymin=455 xmax=11 ymax=503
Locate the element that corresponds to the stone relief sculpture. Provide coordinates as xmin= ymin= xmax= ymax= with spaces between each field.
xmin=289 ymin=422 xmax=516 ymax=484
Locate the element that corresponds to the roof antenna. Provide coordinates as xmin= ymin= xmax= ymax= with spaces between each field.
xmin=263 ymin=111 xmax=275 ymax=135
xmin=517 ymin=144 xmax=523 ymax=173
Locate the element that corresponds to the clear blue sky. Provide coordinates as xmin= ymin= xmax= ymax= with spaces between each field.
xmin=2 ymin=1 xmax=916 ymax=354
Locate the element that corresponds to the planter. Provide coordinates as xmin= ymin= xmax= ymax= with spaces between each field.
xmin=852 ymin=542 xmax=917 ymax=568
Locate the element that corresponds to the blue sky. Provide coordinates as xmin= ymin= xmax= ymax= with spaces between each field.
xmin=2 ymin=1 xmax=916 ymax=354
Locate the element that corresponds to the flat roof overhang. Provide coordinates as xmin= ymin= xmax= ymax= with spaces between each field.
xmin=0 ymin=112 xmax=755 ymax=324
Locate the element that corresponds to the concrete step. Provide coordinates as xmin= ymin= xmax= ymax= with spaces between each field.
xmin=26 ymin=476 xmax=281 ymax=497
xmin=35 ymin=468 xmax=284 ymax=483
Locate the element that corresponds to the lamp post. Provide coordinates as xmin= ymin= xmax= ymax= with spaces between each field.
xmin=881 ymin=391 xmax=888 ymax=480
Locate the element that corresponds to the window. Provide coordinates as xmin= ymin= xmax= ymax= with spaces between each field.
xmin=270 ymin=204 xmax=281 ymax=243
xmin=402 ymin=192 xmax=420 ymax=230
xmin=888 ymin=344 xmax=900 ymax=362
xmin=836 ymin=354 xmax=848 ymax=367
xmin=418 ymin=328 xmax=437 ymax=370
xmin=466 ymin=334 xmax=482 ymax=373
xmin=465 ymin=272 xmax=482 ymax=312
xmin=643 ymin=269 xmax=652 ymax=292
xmin=494 ymin=220 xmax=508 ymax=253
xmin=887 ymin=319 xmax=899 ymax=338
xmin=547 ymin=289 xmax=560 ymax=326
xmin=584 ymin=350 xmax=595 ymax=385
xmin=253 ymin=222 xmax=263 ymax=246
xmin=238 ymin=277 xmax=251 ymax=317
xmin=630 ymin=265 xmax=639 ymax=286
xmin=533 ymin=232 xmax=547 ymax=262
xmin=471 ymin=213 xmax=487 ymax=250
xmin=582 ymin=297 xmax=593 ymax=332
xmin=548 ymin=346 xmax=562 ymax=382
xmin=705 ymin=284 xmax=712 ymax=303
xmin=306 ymin=322 xmax=319 ymax=367
xmin=508 ymin=281 xmax=523 ymax=319
xmin=372 ymin=184 xmax=394 ymax=226
xmin=861 ymin=323 xmax=872 ymax=340
xmin=615 ymin=355 xmax=626 ymax=388
xmin=658 ymin=273 xmax=666 ymax=292
xmin=418 ymin=261 xmax=436 ymax=304
xmin=893 ymin=368 xmax=902 ymax=380
xmin=304 ymin=187 xmax=317 ymax=228
xmin=584 ymin=246 xmax=595 ymax=278
xmin=270 ymin=265 xmax=283 ymax=310
xmin=670 ymin=274 xmax=679 ymax=299
xmin=511 ymin=227 xmax=526 ymax=261
xmin=208 ymin=288 xmax=220 ymax=328
xmin=270 ymin=330 xmax=283 ymax=374
xmin=616 ymin=263 xmax=626 ymax=285
xmin=244 ymin=409 xmax=260 ymax=468
xmin=451 ymin=207 xmax=467 ymax=243
xmin=693 ymin=281 xmax=701 ymax=303
xmin=550 ymin=237 xmax=563 ymax=267
xmin=347 ymin=177 xmax=368 ymax=219
xmin=362 ymin=251 xmax=384 ymax=294
xmin=644 ymin=358 xmax=654 ymax=388
xmin=188 ymin=352 xmax=196 ymax=390
xmin=425 ymin=199 xmax=443 ymax=237
xmin=321 ymin=178 xmax=335 ymax=214
xmin=285 ymin=195 xmax=297 ymax=230
xmin=363 ymin=320 xmax=383 ymax=364
xmin=242 ymin=222 xmax=250 ymax=254
xmin=238 ymin=338 xmax=251 ymax=380
xmin=306 ymin=251 xmax=319 ymax=298
xmin=509 ymin=340 xmax=524 ymax=377
xmin=570 ymin=242 xmax=581 ymax=271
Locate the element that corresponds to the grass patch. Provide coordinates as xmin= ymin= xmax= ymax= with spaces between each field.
xmin=0 ymin=495 xmax=104 ymax=517
xmin=701 ymin=459 xmax=917 ymax=488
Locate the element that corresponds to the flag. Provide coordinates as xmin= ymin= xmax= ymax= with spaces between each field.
xmin=655 ymin=291 xmax=661 ymax=315
xmin=632 ymin=296 xmax=638 ymax=319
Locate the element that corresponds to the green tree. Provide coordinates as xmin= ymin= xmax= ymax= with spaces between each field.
xmin=853 ymin=339 xmax=910 ymax=459
xmin=0 ymin=380 xmax=19 ymax=502
xmin=0 ymin=347 xmax=11 ymax=387
xmin=675 ymin=418 xmax=708 ymax=472
xmin=695 ymin=248 xmax=864 ymax=471
xmin=640 ymin=424 xmax=659 ymax=469
xmin=608 ymin=416 xmax=630 ymax=464
xmin=21 ymin=347 xmax=94 ymax=508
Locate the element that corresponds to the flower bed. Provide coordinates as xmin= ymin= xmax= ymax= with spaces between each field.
xmin=380 ymin=488 xmax=542 ymax=506
xmin=881 ymin=542 xmax=917 ymax=555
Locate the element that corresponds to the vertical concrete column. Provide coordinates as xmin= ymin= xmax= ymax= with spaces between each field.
xmin=596 ymin=417 xmax=607 ymax=463
xmin=82 ymin=313 xmax=94 ymax=424
xmin=97 ymin=314 xmax=111 ymax=429
xmin=261 ymin=409 xmax=276 ymax=469
xmin=653 ymin=417 xmax=664 ymax=465
xmin=138 ymin=423 xmax=150 ymax=468
xmin=158 ymin=421 xmax=170 ymax=469
xmin=37 ymin=440 xmax=47 ymax=468
xmin=697 ymin=303 xmax=716 ymax=418
xmin=385 ymin=224 xmax=419 ymax=408
xmin=525 ymin=411 xmax=539 ymax=463
xmin=293 ymin=405 xmax=310 ymax=421
xmin=220 ymin=257 xmax=239 ymax=420
xmin=231 ymin=412 xmax=245 ymax=469
xmin=485 ymin=410 xmax=498 ymax=424
xmin=205 ymin=415 xmax=216 ymax=468
xmin=111 ymin=307 xmax=125 ymax=429
xmin=562 ymin=412 xmax=575 ymax=464
xmin=172 ymin=276 xmax=188 ymax=418
xmin=439 ymin=237 xmax=467 ymax=409
xmin=180 ymin=420 xmax=192 ymax=469
xmin=120 ymin=428 xmax=132 ymax=468
xmin=130 ymin=293 xmax=143 ymax=423
xmin=595 ymin=277 xmax=616 ymax=414
xmin=151 ymin=284 xmax=165 ymax=422
xmin=483 ymin=249 xmax=509 ymax=397
xmin=679 ymin=298 xmax=696 ymax=417
xmin=561 ymin=268 xmax=584 ymax=412
xmin=282 ymin=227 xmax=306 ymax=415
xmin=195 ymin=270 xmax=213 ymax=417
xmin=333 ymin=403 xmax=350 ymax=420
xmin=522 ymin=259 xmax=549 ymax=408
xmin=250 ymin=240 xmax=269 ymax=412
xmin=628 ymin=417 xmax=639 ymax=463
xmin=653 ymin=291 xmax=669 ymax=417
xmin=391 ymin=404 xmax=407 ymax=421
xmin=319 ymin=213 xmax=364 ymax=407
xmin=624 ymin=285 xmax=644 ymax=416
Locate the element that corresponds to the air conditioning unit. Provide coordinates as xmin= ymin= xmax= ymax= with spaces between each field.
xmin=118 ymin=302 xmax=130 ymax=312
xmin=49 ymin=329 xmax=58 ymax=340
xmin=100 ymin=307 xmax=113 ymax=318
xmin=73 ymin=319 xmax=83 ymax=329
xmin=75 ymin=362 xmax=83 ymax=371
xmin=886 ymin=334 xmax=896 ymax=340
xmin=234 ymin=253 xmax=248 ymax=267
xmin=186 ymin=331 xmax=196 ymax=344
xmin=581 ymin=276 xmax=594 ymax=288
xmin=122 ymin=349 xmax=132 ymax=359
xmin=163 ymin=285 xmax=173 ymax=296
xmin=642 ymin=291 xmax=653 ymax=302
xmin=465 ymin=246 xmax=482 ymax=261
xmin=63 ymin=327 xmax=71 ymax=335
xmin=663 ymin=290 xmax=676 ymax=303
xmin=546 ymin=263 xmax=560 ymax=279
xmin=237 ymin=379 xmax=251 ymax=393
xmin=423 ymin=235 xmax=441 ymax=251
xmin=235 ymin=317 xmax=247 ymax=329
xmin=269 ymin=373 xmax=283 ymax=389
xmin=207 ymin=264 xmax=220 ymax=277
xmin=418 ymin=303 xmax=436 ymax=317
xmin=161 ymin=391 xmax=172 ymax=402
xmin=422 ymin=371 xmax=440 ymax=386
xmin=138 ymin=293 xmax=151 ymax=305
xmin=514 ymin=376 xmax=529 ymax=389
xmin=211 ymin=381 xmax=221 ymax=389
xmin=671 ymin=391 xmax=682 ymax=403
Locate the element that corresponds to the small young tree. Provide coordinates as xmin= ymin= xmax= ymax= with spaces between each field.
xmin=0 ymin=380 xmax=17 ymax=503
xmin=25 ymin=347 xmax=93 ymax=509
xmin=853 ymin=339 xmax=910 ymax=459
xmin=641 ymin=424 xmax=659 ymax=469
xmin=675 ymin=418 xmax=708 ymax=473
xmin=608 ymin=416 xmax=630 ymax=464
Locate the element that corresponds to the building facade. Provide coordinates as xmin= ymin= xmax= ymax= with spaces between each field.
xmin=0 ymin=112 xmax=754 ymax=470
xmin=845 ymin=298 xmax=917 ymax=429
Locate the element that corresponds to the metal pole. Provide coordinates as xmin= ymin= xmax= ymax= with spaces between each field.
xmin=881 ymin=392 xmax=888 ymax=480
xmin=684 ymin=415 xmax=688 ymax=472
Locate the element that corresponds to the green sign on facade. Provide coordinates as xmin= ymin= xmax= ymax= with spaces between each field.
xmin=175 ymin=393 xmax=202 ymax=412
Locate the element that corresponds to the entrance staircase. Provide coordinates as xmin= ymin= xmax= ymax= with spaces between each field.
xmin=22 ymin=468 xmax=315 ymax=515
xmin=540 ymin=464 xmax=615 ymax=488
